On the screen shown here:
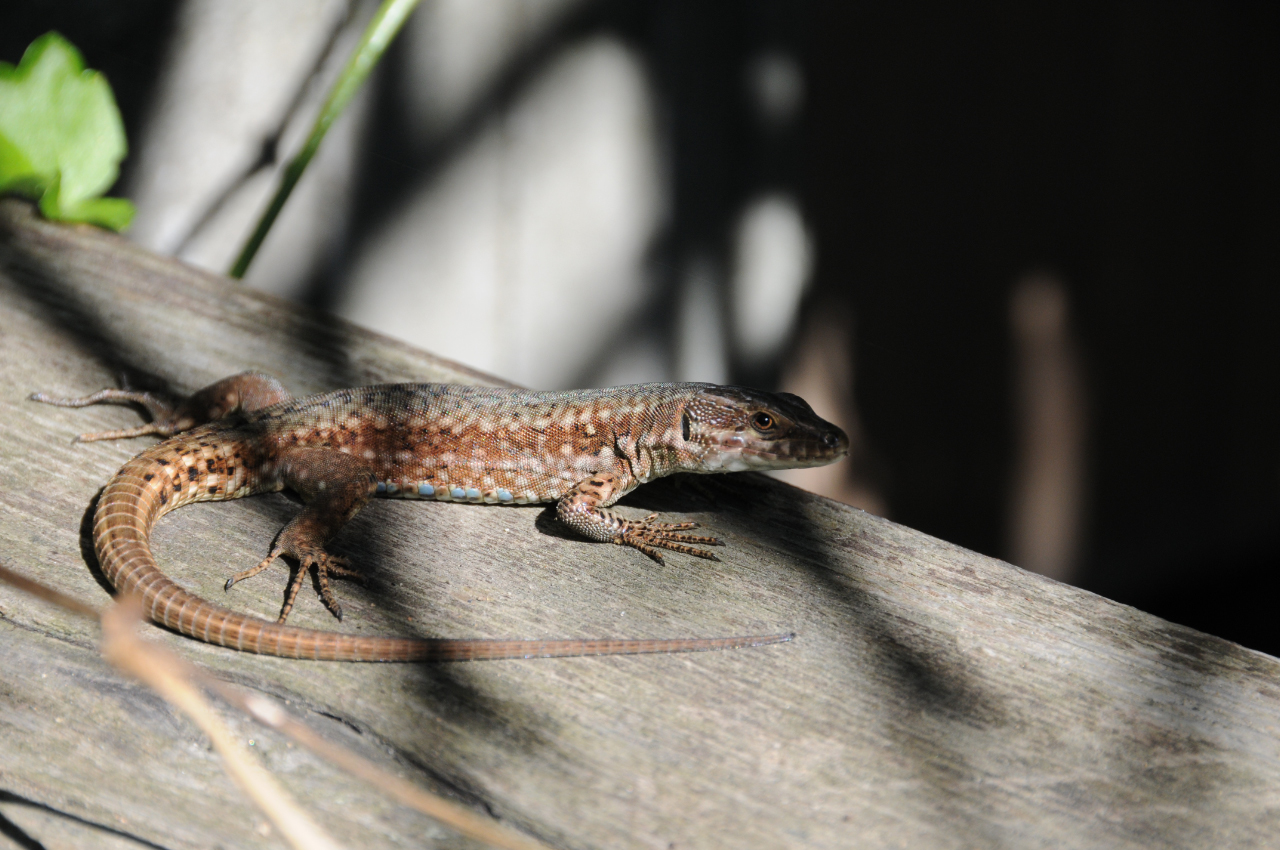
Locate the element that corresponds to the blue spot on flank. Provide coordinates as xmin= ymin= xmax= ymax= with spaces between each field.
xmin=497 ymin=488 xmax=513 ymax=502
xmin=466 ymin=487 xmax=481 ymax=500
xmin=386 ymin=483 xmax=399 ymax=495
xmin=450 ymin=487 xmax=465 ymax=500
xmin=418 ymin=483 xmax=435 ymax=497
xmin=376 ymin=482 xmax=387 ymax=494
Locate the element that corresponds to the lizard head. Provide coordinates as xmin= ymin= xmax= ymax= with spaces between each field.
xmin=678 ymin=385 xmax=849 ymax=471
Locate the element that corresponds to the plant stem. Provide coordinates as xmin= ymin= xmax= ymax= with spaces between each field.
xmin=229 ymin=0 xmax=421 ymax=279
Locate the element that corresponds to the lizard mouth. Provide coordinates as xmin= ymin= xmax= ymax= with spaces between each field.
xmin=740 ymin=430 xmax=849 ymax=464
xmin=744 ymin=449 xmax=838 ymax=466
xmin=716 ymin=440 xmax=847 ymax=469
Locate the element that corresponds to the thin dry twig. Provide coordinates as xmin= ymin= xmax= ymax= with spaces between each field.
xmin=211 ymin=683 xmax=551 ymax=850
xmin=0 ymin=562 xmax=100 ymax=618
xmin=101 ymin=597 xmax=345 ymax=850
xmin=0 ymin=565 xmax=551 ymax=850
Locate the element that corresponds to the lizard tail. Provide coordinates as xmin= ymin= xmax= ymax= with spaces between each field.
xmin=94 ymin=434 xmax=792 ymax=662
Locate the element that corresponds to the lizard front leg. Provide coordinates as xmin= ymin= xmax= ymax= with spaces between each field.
xmin=225 ymin=447 xmax=377 ymax=623
xmin=31 ymin=371 xmax=291 ymax=441
xmin=556 ymin=471 xmax=724 ymax=562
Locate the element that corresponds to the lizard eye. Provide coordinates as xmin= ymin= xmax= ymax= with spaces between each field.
xmin=751 ymin=411 xmax=776 ymax=432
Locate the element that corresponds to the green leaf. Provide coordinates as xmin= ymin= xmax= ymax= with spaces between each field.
xmin=0 ymin=31 xmax=135 ymax=230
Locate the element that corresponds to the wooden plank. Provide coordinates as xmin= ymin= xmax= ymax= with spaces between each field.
xmin=2 ymin=197 xmax=1280 ymax=849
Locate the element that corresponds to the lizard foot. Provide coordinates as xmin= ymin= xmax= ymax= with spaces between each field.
xmin=227 ymin=547 xmax=361 ymax=624
xmin=615 ymin=514 xmax=724 ymax=563
xmin=29 ymin=388 xmax=183 ymax=442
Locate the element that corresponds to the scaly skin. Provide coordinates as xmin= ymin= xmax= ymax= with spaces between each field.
xmin=33 ymin=374 xmax=849 ymax=662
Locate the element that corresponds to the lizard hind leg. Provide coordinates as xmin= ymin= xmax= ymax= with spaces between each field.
xmin=31 ymin=371 xmax=292 ymax=441
xmin=30 ymin=388 xmax=183 ymax=442
xmin=226 ymin=447 xmax=378 ymax=624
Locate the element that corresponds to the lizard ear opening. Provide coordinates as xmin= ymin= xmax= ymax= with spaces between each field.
xmin=681 ymin=412 xmax=691 ymax=441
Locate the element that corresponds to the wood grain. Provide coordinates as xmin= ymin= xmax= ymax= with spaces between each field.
xmin=2 ymin=198 xmax=1279 ymax=849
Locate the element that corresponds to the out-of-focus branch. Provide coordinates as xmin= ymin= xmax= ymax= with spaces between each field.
xmin=0 ymin=564 xmax=549 ymax=850
xmin=100 ymin=597 xmax=344 ymax=850
xmin=214 ymin=685 xmax=550 ymax=850
xmin=0 ymin=562 xmax=99 ymax=618
xmin=1007 ymin=272 xmax=1087 ymax=582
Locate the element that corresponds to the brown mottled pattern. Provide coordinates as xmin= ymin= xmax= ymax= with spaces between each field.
xmin=67 ymin=379 xmax=849 ymax=662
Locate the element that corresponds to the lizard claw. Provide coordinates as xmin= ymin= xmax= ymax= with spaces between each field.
xmin=306 ymin=551 xmax=356 ymax=622
xmin=226 ymin=551 xmax=279 ymax=591
xmin=225 ymin=546 xmax=361 ymax=624
xmin=615 ymin=515 xmax=725 ymax=562
xmin=321 ymin=557 xmax=365 ymax=581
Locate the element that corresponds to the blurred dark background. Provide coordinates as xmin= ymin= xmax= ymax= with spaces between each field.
xmin=5 ymin=1 xmax=1278 ymax=653
xmin=804 ymin=2 xmax=1280 ymax=653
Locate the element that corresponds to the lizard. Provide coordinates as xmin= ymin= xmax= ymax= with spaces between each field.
xmin=32 ymin=373 xmax=849 ymax=662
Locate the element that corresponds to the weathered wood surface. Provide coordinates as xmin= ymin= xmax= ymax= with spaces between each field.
xmin=2 ymin=197 xmax=1280 ymax=849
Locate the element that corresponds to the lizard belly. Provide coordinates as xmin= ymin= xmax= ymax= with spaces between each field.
xmin=366 ymin=433 xmax=630 ymax=506
xmin=371 ymin=459 xmax=585 ymax=506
